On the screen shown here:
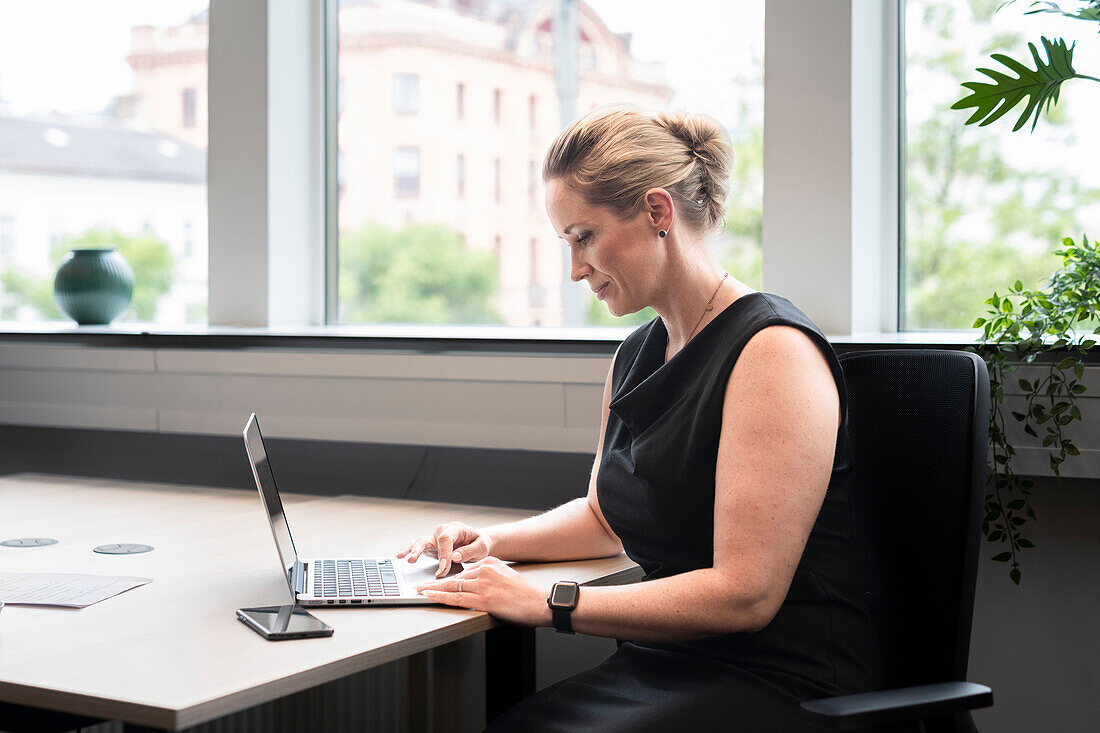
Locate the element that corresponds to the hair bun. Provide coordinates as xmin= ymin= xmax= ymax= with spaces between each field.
xmin=656 ymin=110 xmax=727 ymax=161
xmin=543 ymin=103 xmax=734 ymax=234
xmin=655 ymin=110 xmax=733 ymax=230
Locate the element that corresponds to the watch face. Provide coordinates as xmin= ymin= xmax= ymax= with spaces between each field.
xmin=550 ymin=582 xmax=579 ymax=608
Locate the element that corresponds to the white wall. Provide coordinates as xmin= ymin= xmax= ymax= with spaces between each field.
xmin=0 ymin=342 xmax=1097 ymax=478
xmin=0 ymin=344 xmax=609 ymax=452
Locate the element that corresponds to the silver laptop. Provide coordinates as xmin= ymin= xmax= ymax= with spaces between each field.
xmin=243 ymin=413 xmax=446 ymax=606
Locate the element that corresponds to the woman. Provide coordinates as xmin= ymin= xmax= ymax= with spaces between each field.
xmin=398 ymin=104 xmax=882 ymax=731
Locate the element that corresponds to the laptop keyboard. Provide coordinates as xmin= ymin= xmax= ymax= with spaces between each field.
xmin=314 ymin=559 xmax=400 ymax=597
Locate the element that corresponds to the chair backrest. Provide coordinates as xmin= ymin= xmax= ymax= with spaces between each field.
xmin=838 ymin=350 xmax=989 ymax=689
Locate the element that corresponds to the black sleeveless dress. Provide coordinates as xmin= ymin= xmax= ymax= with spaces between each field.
xmin=488 ymin=292 xmax=883 ymax=732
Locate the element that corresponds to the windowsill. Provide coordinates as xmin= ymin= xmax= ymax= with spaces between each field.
xmin=0 ymin=321 xmax=985 ymax=353
xmin=0 ymin=321 xmax=633 ymax=354
xmin=2 ymin=322 xmax=1098 ymax=469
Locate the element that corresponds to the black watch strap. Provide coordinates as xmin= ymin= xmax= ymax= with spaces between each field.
xmin=551 ymin=605 xmax=575 ymax=634
xmin=547 ymin=581 xmax=579 ymax=635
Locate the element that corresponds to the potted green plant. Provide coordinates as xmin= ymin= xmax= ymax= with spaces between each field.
xmin=953 ymin=0 xmax=1099 ymax=583
xmin=970 ymin=236 xmax=1097 ymax=584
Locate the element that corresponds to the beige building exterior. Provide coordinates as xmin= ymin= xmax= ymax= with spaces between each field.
xmin=126 ymin=0 xmax=670 ymax=325
xmin=125 ymin=18 xmax=209 ymax=151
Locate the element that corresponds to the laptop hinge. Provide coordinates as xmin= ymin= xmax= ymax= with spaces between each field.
xmin=290 ymin=560 xmax=307 ymax=595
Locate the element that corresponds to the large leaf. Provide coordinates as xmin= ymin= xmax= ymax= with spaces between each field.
xmin=951 ymin=36 xmax=1078 ymax=132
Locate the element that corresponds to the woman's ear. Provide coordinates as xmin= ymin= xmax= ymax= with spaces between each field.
xmin=644 ymin=188 xmax=674 ymax=234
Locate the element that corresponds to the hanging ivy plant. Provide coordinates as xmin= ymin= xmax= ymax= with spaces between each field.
xmin=970 ymin=234 xmax=1098 ymax=584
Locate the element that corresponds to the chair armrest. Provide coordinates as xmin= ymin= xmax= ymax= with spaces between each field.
xmin=800 ymin=681 xmax=993 ymax=729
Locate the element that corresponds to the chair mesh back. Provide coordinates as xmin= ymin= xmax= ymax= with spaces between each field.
xmin=838 ymin=350 xmax=989 ymax=689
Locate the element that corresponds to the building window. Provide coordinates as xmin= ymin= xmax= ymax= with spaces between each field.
xmin=528 ymin=236 xmax=545 ymax=308
xmin=493 ymin=88 xmax=502 ymax=125
xmin=528 ymin=160 xmax=536 ymax=207
xmin=528 ymin=94 xmax=537 ymax=130
xmin=393 ymin=73 xmax=419 ymax=114
xmin=394 ymin=146 xmax=420 ymax=198
xmin=580 ymin=43 xmax=596 ymax=71
xmin=528 ymin=236 xmax=538 ymax=286
xmin=182 ymin=88 xmax=197 ymax=128
xmin=456 ymin=82 xmax=465 ymax=120
xmin=494 ymin=159 xmax=501 ymax=204
xmin=457 ymin=154 xmax=466 ymax=199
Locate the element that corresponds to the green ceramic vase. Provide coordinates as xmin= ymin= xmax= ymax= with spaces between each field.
xmin=53 ymin=249 xmax=135 ymax=325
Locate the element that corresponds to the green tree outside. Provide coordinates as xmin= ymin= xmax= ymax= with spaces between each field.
xmin=715 ymin=120 xmax=764 ymax=291
xmin=338 ymin=221 xmax=502 ymax=324
xmin=0 ymin=228 xmax=174 ymax=321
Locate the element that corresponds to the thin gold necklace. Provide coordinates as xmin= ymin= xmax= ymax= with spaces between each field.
xmin=687 ymin=272 xmax=729 ymax=342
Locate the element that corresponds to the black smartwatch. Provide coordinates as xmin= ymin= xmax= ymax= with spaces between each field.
xmin=547 ymin=581 xmax=580 ymax=634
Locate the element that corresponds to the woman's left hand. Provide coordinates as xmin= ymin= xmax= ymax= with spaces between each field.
xmin=416 ymin=557 xmax=552 ymax=628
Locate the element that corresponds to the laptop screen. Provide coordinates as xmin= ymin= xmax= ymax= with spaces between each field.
xmin=243 ymin=414 xmax=298 ymax=592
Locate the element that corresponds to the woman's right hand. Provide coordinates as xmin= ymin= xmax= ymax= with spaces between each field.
xmin=396 ymin=521 xmax=493 ymax=578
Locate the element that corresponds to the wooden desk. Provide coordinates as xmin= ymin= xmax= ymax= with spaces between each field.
xmin=0 ymin=474 xmax=641 ymax=731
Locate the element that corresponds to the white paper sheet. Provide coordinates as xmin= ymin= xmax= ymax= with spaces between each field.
xmin=0 ymin=571 xmax=152 ymax=608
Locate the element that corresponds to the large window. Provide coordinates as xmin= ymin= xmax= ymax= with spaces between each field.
xmin=0 ymin=2 xmax=209 ymax=325
xmin=333 ymin=0 xmax=764 ymax=328
xmin=903 ymin=0 xmax=1100 ymax=330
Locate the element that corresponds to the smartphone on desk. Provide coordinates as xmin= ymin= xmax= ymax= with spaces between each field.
xmin=237 ymin=605 xmax=334 ymax=641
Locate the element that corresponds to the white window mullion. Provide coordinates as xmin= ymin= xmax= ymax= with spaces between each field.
xmin=207 ymin=0 xmax=325 ymax=327
xmin=207 ymin=0 xmax=269 ymax=326
xmin=268 ymin=0 xmax=326 ymax=327
xmin=763 ymin=0 xmax=900 ymax=336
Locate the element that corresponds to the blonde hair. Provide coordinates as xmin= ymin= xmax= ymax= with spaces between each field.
xmin=542 ymin=103 xmax=733 ymax=234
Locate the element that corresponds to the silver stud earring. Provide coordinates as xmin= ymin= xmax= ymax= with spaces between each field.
xmin=658 ymin=230 xmax=667 ymax=238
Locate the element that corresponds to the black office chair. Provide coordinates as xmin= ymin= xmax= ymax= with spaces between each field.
xmin=801 ymin=350 xmax=993 ymax=732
